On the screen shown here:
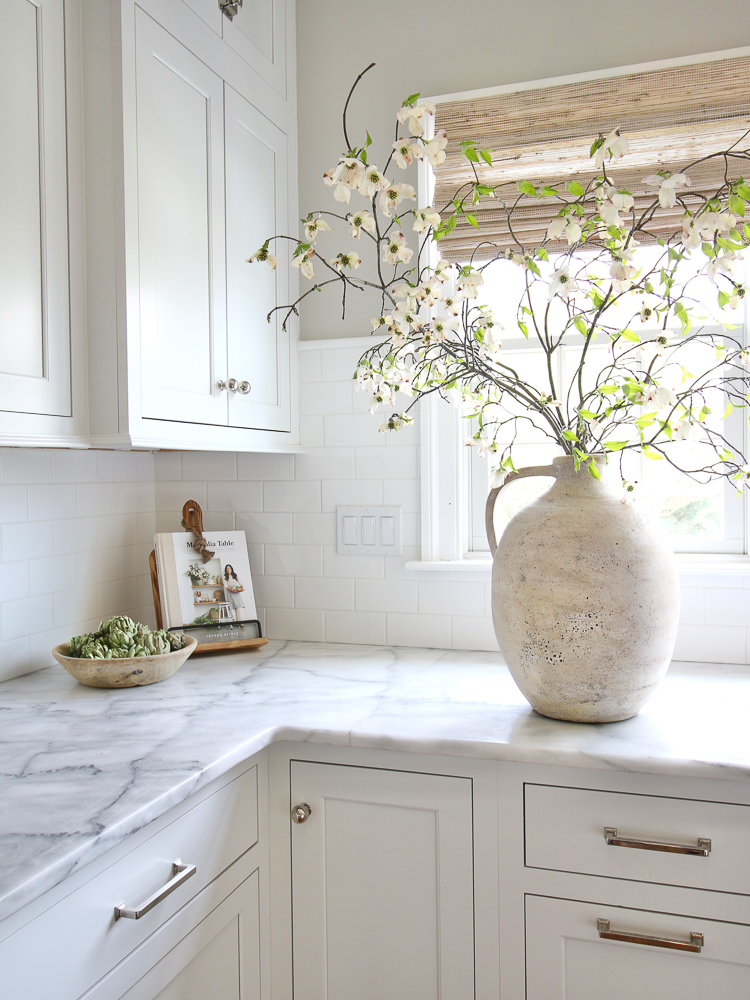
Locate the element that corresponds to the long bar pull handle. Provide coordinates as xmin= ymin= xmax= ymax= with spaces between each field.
xmin=597 ymin=918 xmax=704 ymax=953
xmin=604 ymin=827 xmax=712 ymax=856
xmin=114 ymin=860 xmax=196 ymax=920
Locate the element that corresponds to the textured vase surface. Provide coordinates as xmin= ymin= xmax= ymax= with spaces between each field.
xmin=491 ymin=455 xmax=680 ymax=723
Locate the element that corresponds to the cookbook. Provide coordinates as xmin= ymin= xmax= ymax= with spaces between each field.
xmin=153 ymin=530 xmax=258 ymax=630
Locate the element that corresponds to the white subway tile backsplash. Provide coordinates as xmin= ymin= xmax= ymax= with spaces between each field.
xmin=419 ymin=580 xmax=485 ymax=617
xmin=1 ymin=594 xmax=54 ymax=642
xmin=321 ymin=479 xmax=383 ymax=510
xmin=0 ymin=561 xmax=29 ymax=603
xmin=54 ymin=584 xmax=99 ymax=628
xmin=325 ymin=413 xmax=385 ymax=448
xmin=76 ymin=482 xmax=119 ymax=518
xmin=299 ymin=349 xmax=322 ymax=383
xmin=30 ymin=555 xmax=72 ymax=595
xmin=156 ymin=479 xmax=207 ymax=512
xmin=673 ymin=623 xmax=747 ymax=664
xmin=4 ymin=520 xmax=55 ymax=562
xmin=295 ymin=576 xmax=354 ymax=611
xmin=295 ymin=447 xmax=355 ymax=481
xmin=97 ymin=513 xmax=138 ymax=550
xmin=387 ymin=612 xmax=451 ymax=650
xmin=28 ymin=484 xmax=77 ymax=521
xmin=153 ymin=451 xmax=182 ymax=482
xmin=323 ymin=546 xmax=385 ymax=580
xmin=299 ymin=414 xmax=325 ymax=448
xmin=264 ymin=480 xmax=321 ymax=512
xmin=679 ymin=587 xmax=705 ymax=624
xmin=300 ymin=380 xmax=352 ymax=415
xmin=0 ymin=636 xmax=30 ymax=682
xmin=97 ymin=451 xmax=137 ymax=483
xmin=325 ymin=610 xmax=386 ymax=645
xmin=265 ymin=544 xmax=323 ymax=578
xmin=2 ymin=449 xmax=53 ymax=484
xmin=207 ymin=480 xmax=263 ymax=512
xmin=52 ymin=449 xmax=98 ymax=483
xmin=355 ymin=579 xmax=418 ymax=614
xmin=354 ymin=446 xmax=417 ymax=480
xmin=182 ymin=450 xmax=237 ymax=482
xmin=267 ymin=607 xmax=325 ymax=642
xmin=705 ymin=588 xmax=750 ymax=626
xmin=253 ymin=574 xmax=295 ymax=609
xmin=382 ymin=479 xmax=421 ymax=513
xmin=118 ymin=481 xmax=156 ymax=515
xmin=292 ymin=512 xmax=336 ymax=545
xmin=321 ymin=347 xmax=362 ymax=383
xmin=451 ymin=616 xmax=499 ymax=652
xmin=237 ymin=452 xmax=295 ymax=480
xmin=237 ymin=511 xmax=293 ymax=545
xmin=0 ymin=485 xmax=28 ymax=523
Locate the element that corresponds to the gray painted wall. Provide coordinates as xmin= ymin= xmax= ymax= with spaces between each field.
xmin=296 ymin=0 xmax=750 ymax=339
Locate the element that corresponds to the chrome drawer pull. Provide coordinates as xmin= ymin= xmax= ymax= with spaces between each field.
xmin=604 ymin=827 xmax=712 ymax=856
xmin=114 ymin=859 xmax=196 ymax=920
xmin=597 ymin=918 xmax=704 ymax=953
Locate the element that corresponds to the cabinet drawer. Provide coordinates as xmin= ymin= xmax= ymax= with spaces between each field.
xmin=525 ymin=783 xmax=750 ymax=893
xmin=526 ymin=894 xmax=750 ymax=999
xmin=0 ymin=765 xmax=257 ymax=1000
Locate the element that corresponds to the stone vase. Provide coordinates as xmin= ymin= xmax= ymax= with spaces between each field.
xmin=485 ymin=455 xmax=680 ymax=723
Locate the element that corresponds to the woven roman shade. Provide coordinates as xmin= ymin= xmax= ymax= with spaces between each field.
xmin=433 ymin=55 xmax=750 ymax=262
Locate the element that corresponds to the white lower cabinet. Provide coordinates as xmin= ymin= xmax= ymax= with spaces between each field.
xmin=115 ymin=870 xmax=260 ymax=1000
xmin=289 ymin=760 xmax=475 ymax=1000
xmin=526 ymin=895 xmax=750 ymax=999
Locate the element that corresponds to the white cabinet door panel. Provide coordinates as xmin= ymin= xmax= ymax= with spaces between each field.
xmin=222 ymin=0 xmax=286 ymax=97
xmin=0 ymin=0 xmax=71 ymax=416
xmin=135 ymin=9 xmax=227 ymax=426
xmin=224 ymin=85 xmax=290 ymax=431
xmin=117 ymin=871 xmax=260 ymax=1000
xmin=291 ymin=761 xmax=474 ymax=1000
xmin=526 ymin=895 xmax=750 ymax=1000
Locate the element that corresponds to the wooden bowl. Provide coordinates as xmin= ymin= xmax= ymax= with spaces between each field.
xmin=52 ymin=634 xmax=198 ymax=689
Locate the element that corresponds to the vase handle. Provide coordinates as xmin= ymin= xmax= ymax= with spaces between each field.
xmin=485 ymin=464 xmax=558 ymax=557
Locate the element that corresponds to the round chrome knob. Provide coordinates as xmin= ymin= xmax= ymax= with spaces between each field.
xmin=292 ymin=802 xmax=312 ymax=824
xmin=238 ymin=380 xmax=251 ymax=394
xmin=217 ymin=380 xmax=227 ymax=392
xmin=227 ymin=378 xmax=238 ymax=392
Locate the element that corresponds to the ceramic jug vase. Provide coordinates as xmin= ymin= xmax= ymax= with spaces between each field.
xmin=485 ymin=455 xmax=680 ymax=723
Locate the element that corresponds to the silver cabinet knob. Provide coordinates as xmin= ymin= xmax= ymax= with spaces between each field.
xmin=217 ymin=380 xmax=227 ymax=392
xmin=292 ymin=802 xmax=312 ymax=824
xmin=219 ymin=0 xmax=243 ymax=19
xmin=217 ymin=379 xmax=238 ymax=392
xmin=238 ymin=380 xmax=251 ymax=394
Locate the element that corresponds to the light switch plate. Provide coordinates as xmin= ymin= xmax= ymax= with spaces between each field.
xmin=336 ymin=506 xmax=403 ymax=555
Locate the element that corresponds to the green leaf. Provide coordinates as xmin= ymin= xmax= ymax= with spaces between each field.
xmin=562 ymin=430 xmax=578 ymax=441
xmin=518 ymin=180 xmax=538 ymax=197
xmin=618 ymin=328 xmax=640 ymax=343
xmin=642 ymin=446 xmax=663 ymax=460
xmin=604 ymin=441 xmax=628 ymax=451
xmin=566 ymin=180 xmax=585 ymax=197
xmin=599 ymin=383 xmax=619 ymax=394
xmin=518 ymin=321 xmax=528 ymax=338
xmin=574 ymin=315 xmax=588 ymax=336
xmin=479 ymin=149 xmax=492 ymax=166
xmin=718 ymin=289 xmax=731 ymax=308
xmin=590 ymin=136 xmax=605 ymax=157
xmin=537 ymin=247 xmax=549 ymax=261
xmin=729 ymin=193 xmax=746 ymax=217
xmin=463 ymin=146 xmax=479 ymax=162
xmin=541 ymin=186 xmax=559 ymax=197
xmin=526 ymin=258 xmax=541 ymax=277
xmin=360 ymin=149 xmax=368 ymax=164
xmin=444 ymin=213 xmax=458 ymax=235
xmin=587 ymin=460 xmax=601 ymax=480
xmin=465 ymin=213 xmax=479 ymax=229
xmin=365 ymin=131 xmax=373 ymax=148
xmin=723 ymin=401 xmax=734 ymax=420
xmin=403 ymin=92 xmax=421 ymax=106
xmin=578 ymin=408 xmax=597 ymax=419
xmin=475 ymin=183 xmax=493 ymax=196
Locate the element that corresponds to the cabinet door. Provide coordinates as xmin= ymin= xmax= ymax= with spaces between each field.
xmin=134 ymin=8 xmax=228 ymax=426
xmin=115 ymin=871 xmax=260 ymax=1000
xmin=290 ymin=761 xmax=475 ymax=1000
xmin=526 ymin=894 xmax=750 ymax=999
xmin=222 ymin=0 xmax=287 ymax=97
xmin=0 ymin=0 xmax=71 ymax=417
xmin=224 ymin=84 xmax=290 ymax=432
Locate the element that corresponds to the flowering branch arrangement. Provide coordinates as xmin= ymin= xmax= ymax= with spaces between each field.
xmin=247 ymin=65 xmax=750 ymax=490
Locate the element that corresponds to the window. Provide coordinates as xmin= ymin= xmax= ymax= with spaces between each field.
xmin=416 ymin=49 xmax=750 ymax=565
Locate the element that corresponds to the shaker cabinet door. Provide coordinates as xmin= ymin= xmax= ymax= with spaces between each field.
xmin=0 ymin=0 xmax=71 ymax=417
xmin=116 ymin=871 xmax=260 ymax=1000
xmin=134 ymin=9 xmax=228 ymax=426
xmin=290 ymin=761 xmax=475 ymax=1000
xmin=224 ymin=84 xmax=290 ymax=432
xmin=221 ymin=0 xmax=287 ymax=97
xmin=526 ymin=894 xmax=750 ymax=1000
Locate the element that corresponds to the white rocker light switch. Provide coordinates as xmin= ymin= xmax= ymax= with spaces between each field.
xmin=336 ymin=506 xmax=402 ymax=555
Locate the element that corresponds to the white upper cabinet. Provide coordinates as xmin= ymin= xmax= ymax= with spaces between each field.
xmin=82 ymin=0 xmax=298 ymax=452
xmin=222 ymin=0 xmax=287 ymax=98
xmin=134 ymin=10 xmax=228 ymax=427
xmin=0 ymin=0 xmax=87 ymax=446
xmin=225 ymin=84 xmax=290 ymax=432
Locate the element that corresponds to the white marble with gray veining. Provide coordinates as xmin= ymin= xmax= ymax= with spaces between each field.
xmin=2 ymin=640 xmax=750 ymax=924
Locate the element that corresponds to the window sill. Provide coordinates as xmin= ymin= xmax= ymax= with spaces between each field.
xmin=406 ymin=554 xmax=750 ymax=578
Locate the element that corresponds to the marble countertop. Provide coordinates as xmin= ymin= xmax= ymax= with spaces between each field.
xmin=2 ymin=639 xmax=750 ymax=924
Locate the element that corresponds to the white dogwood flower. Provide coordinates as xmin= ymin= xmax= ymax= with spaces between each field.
xmin=304 ymin=215 xmax=333 ymax=241
xmin=246 ymin=246 xmax=278 ymax=270
xmin=413 ymin=207 xmax=442 ymax=233
xmin=548 ymin=265 xmax=577 ymax=299
xmin=379 ymin=182 xmax=416 ymax=217
xmin=329 ymin=251 xmax=361 ymax=271
xmin=291 ymin=248 xmax=316 ymax=280
xmin=419 ymin=130 xmax=448 ymax=167
xmin=643 ymin=172 xmax=691 ymax=209
xmin=456 ymin=269 xmax=484 ymax=298
xmin=359 ymin=166 xmax=390 ymax=198
xmin=382 ymin=231 xmax=413 ymax=265
xmin=396 ymin=101 xmax=436 ymax=136
xmin=392 ymin=138 xmax=420 ymax=169
xmin=594 ymin=128 xmax=629 ymax=168
xmin=346 ymin=209 xmax=377 ymax=239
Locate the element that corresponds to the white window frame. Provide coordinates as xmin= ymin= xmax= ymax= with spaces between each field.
xmin=409 ymin=45 xmax=750 ymax=577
